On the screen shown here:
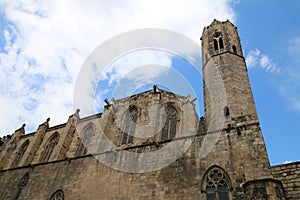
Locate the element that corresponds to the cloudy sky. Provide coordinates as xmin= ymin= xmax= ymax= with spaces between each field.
xmin=0 ymin=0 xmax=299 ymax=165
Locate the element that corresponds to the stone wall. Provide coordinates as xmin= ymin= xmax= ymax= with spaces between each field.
xmin=0 ymin=114 xmax=276 ymax=199
xmin=0 ymin=143 xmax=204 ymax=199
xmin=272 ymin=162 xmax=300 ymax=199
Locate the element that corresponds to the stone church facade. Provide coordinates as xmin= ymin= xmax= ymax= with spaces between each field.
xmin=0 ymin=20 xmax=299 ymax=199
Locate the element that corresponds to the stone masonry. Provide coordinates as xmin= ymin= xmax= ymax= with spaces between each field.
xmin=0 ymin=20 xmax=299 ymax=200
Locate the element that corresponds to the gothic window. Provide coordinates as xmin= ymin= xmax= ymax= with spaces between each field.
xmin=15 ymin=172 xmax=29 ymax=199
xmin=202 ymin=166 xmax=231 ymax=200
xmin=121 ymin=106 xmax=138 ymax=145
xmin=213 ymin=33 xmax=224 ymax=52
xmin=18 ymin=172 xmax=29 ymax=188
xmin=161 ymin=106 xmax=178 ymax=141
xmin=49 ymin=189 xmax=64 ymax=200
xmin=40 ymin=133 xmax=59 ymax=162
xmin=219 ymin=37 xmax=224 ymax=49
xmin=11 ymin=139 xmax=29 ymax=168
xmin=214 ymin=39 xmax=219 ymax=51
xmin=77 ymin=125 xmax=94 ymax=156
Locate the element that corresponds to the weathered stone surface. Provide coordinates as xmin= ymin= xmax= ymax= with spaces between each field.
xmin=0 ymin=19 xmax=298 ymax=199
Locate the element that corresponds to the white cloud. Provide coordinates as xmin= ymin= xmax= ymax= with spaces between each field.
xmin=0 ymin=0 xmax=235 ymax=136
xmin=246 ymin=48 xmax=280 ymax=73
xmin=275 ymin=37 xmax=300 ymax=114
xmin=278 ymin=81 xmax=300 ymax=113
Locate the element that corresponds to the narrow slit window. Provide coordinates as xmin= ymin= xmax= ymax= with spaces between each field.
xmin=219 ymin=37 xmax=224 ymax=49
xmin=232 ymin=45 xmax=237 ymax=54
xmin=213 ymin=39 xmax=219 ymax=51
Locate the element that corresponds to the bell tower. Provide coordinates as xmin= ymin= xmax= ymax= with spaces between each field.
xmin=201 ymin=19 xmax=257 ymax=128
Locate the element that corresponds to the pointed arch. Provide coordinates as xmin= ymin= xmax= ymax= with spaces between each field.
xmin=40 ymin=132 xmax=59 ymax=162
xmin=49 ymin=189 xmax=64 ymax=200
xmin=11 ymin=139 xmax=30 ymax=168
xmin=213 ymin=32 xmax=224 ymax=53
xmin=201 ymin=165 xmax=232 ymax=200
xmin=161 ymin=105 xmax=178 ymax=141
xmin=77 ymin=123 xmax=94 ymax=156
xmin=219 ymin=37 xmax=224 ymax=49
xmin=213 ymin=39 xmax=219 ymax=51
xmin=121 ymin=105 xmax=138 ymax=145
xmin=18 ymin=172 xmax=29 ymax=188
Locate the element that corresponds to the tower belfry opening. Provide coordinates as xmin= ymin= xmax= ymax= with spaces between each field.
xmin=0 ymin=19 xmax=298 ymax=200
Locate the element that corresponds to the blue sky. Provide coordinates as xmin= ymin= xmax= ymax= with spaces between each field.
xmin=0 ymin=1 xmax=299 ymax=166
xmin=234 ymin=0 xmax=300 ymax=165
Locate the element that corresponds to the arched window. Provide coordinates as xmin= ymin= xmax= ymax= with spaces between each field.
xmin=49 ymin=189 xmax=64 ymax=200
xmin=18 ymin=172 xmax=29 ymax=188
xmin=232 ymin=45 xmax=237 ymax=54
xmin=11 ymin=139 xmax=29 ymax=168
xmin=213 ymin=33 xmax=224 ymax=53
xmin=161 ymin=106 xmax=178 ymax=141
xmin=40 ymin=133 xmax=59 ymax=162
xmin=223 ymin=106 xmax=230 ymax=117
xmin=15 ymin=172 xmax=29 ymax=199
xmin=214 ymin=39 xmax=219 ymax=51
xmin=219 ymin=37 xmax=224 ymax=49
xmin=201 ymin=166 xmax=232 ymax=200
xmin=121 ymin=106 xmax=138 ymax=145
xmin=77 ymin=125 xmax=94 ymax=156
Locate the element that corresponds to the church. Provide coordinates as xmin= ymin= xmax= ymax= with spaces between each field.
xmin=0 ymin=20 xmax=299 ymax=199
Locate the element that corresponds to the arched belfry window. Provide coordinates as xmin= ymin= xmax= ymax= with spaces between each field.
xmin=201 ymin=166 xmax=232 ymax=200
xmin=40 ymin=133 xmax=59 ymax=162
xmin=121 ymin=106 xmax=138 ymax=145
xmin=11 ymin=139 xmax=29 ymax=168
xmin=213 ymin=32 xmax=224 ymax=53
xmin=77 ymin=124 xmax=94 ymax=156
xmin=161 ymin=106 xmax=178 ymax=141
xmin=49 ymin=189 xmax=64 ymax=200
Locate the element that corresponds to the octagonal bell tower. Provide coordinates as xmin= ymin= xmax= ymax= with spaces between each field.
xmin=201 ymin=19 xmax=257 ymax=128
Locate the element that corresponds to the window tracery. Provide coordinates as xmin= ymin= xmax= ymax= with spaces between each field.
xmin=77 ymin=125 xmax=94 ymax=156
xmin=11 ymin=139 xmax=29 ymax=168
xmin=49 ymin=189 xmax=64 ymax=200
xmin=202 ymin=166 xmax=231 ymax=200
xmin=18 ymin=172 xmax=29 ymax=188
xmin=161 ymin=106 xmax=177 ymax=141
xmin=213 ymin=32 xmax=224 ymax=53
xmin=40 ymin=133 xmax=59 ymax=162
xmin=121 ymin=106 xmax=138 ymax=145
